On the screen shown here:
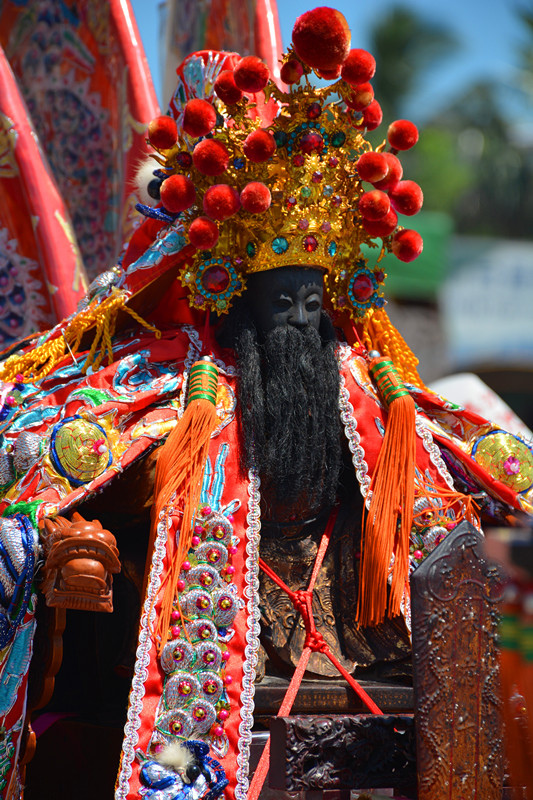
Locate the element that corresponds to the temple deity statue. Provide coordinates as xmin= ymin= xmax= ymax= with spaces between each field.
xmin=0 ymin=8 xmax=531 ymax=800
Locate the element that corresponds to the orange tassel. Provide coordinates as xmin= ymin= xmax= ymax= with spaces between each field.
xmin=357 ymin=353 xmax=416 ymax=627
xmin=150 ymin=357 xmax=219 ymax=652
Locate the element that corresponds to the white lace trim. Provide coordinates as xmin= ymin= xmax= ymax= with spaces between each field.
xmin=235 ymin=469 xmax=261 ymax=800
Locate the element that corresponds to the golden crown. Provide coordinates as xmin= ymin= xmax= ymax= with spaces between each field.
xmin=143 ymin=7 xmax=424 ymax=321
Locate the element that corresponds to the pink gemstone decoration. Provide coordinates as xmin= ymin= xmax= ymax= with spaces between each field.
xmin=202 ymin=265 xmax=230 ymax=294
xmin=352 ymin=274 xmax=374 ymax=302
xmin=218 ymin=709 xmax=229 ymax=720
xmin=194 ymin=295 xmax=204 ymax=306
xmin=307 ymin=102 xmax=322 ymax=119
xmin=298 ymin=131 xmax=324 ymax=154
xmin=504 ymin=456 xmax=520 ymax=475
xmin=312 ymin=171 xmax=323 ymax=183
xmin=303 ymin=235 xmax=318 ymax=253
xmin=321 ymin=221 xmax=331 ymax=233
xmin=213 ymin=725 xmax=224 ymax=737
xmin=177 ymin=579 xmax=186 ymax=591
xmin=298 ymin=219 xmax=309 ymax=231
xmin=413 ymin=550 xmax=424 ymax=560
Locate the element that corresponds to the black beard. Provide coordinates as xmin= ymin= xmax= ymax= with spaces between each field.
xmin=219 ymin=309 xmax=342 ymax=509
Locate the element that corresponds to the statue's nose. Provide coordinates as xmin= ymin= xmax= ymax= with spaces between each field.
xmin=288 ymin=302 xmax=308 ymax=328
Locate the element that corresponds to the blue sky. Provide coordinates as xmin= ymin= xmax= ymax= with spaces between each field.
xmin=131 ymin=0 xmax=531 ymax=124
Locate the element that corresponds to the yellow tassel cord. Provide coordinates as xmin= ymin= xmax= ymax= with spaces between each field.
xmin=357 ymin=354 xmax=417 ymax=628
xmin=361 ymin=307 xmax=425 ymax=389
xmin=150 ymin=359 xmax=220 ymax=653
xmin=0 ymin=290 xmax=161 ymax=383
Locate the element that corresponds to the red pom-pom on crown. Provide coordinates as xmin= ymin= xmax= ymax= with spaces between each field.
xmin=292 ymin=7 xmax=351 ymax=71
xmin=160 ymin=175 xmax=196 ymax=213
xmin=388 ymin=120 xmax=419 ymax=151
xmin=356 ymin=152 xmax=389 ymax=183
xmin=362 ymin=207 xmax=398 ymax=237
xmin=373 ymin=152 xmax=403 ymax=190
xmin=346 ymin=82 xmax=374 ymax=111
xmin=148 ymin=116 xmax=178 ymax=150
xmin=389 ymin=181 xmax=423 ymax=216
xmin=358 ymin=190 xmax=391 ymax=221
xmin=243 ymin=129 xmax=276 ymax=163
xmin=361 ymin=99 xmax=383 ymax=131
xmin=234 ymin=56 xmax=270 ymax=93
xmin=391 ymin=229 xmax=423 ymax=261
xmin=341 ymin=49 xmax=376 ymax=86
xmin=188 ymin=217 xmax=219 ymax=249
xmin=182 ymin=99 xmax=217 ymax=138
xmin=192 ymin=139 xmax=230 ymax=176
xmin=240 ymin=182 xmax=272 ymax=214
xmin=203 ymin=184 xmax=241 ymax=221
xmin=214 ymin=70 xmax=244 ymax=105
xmin=280 ymin=59 xmax=304 ymax=84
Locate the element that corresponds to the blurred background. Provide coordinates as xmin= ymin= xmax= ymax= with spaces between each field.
xmin=132 ymin=0 xmax=533 ymax=428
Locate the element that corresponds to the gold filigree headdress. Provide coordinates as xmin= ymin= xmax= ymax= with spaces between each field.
xmin=142 ymin=8 xmax=423 ymax=322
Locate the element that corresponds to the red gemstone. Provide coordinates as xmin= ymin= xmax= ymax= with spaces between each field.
xmin=307 ymin=102 xmax=322 ymax=120
xmin=375 ymin=270 xmax=385 ymax=283
xmin=202 ymin=265 xmax=230 ymax=293
xmin=328 ymin=156 xmax=339 ymax=167
xmin=303 ymin=235 xmax=318 ymax=252
xmin=177 ymin=152 xmax=193 ymax=168
xmin=299 ymin=131 xmax=325 ymax=154
xmin=352 ymin=274 xmax=374 ymax=302
xmin=292 ymin=154 xmax=305 ymax=166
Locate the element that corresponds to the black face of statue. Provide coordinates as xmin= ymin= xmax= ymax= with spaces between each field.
xmin=246 ymin=266 xmax=324 ymax=335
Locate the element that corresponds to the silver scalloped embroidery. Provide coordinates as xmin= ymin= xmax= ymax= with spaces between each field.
xmin=189 ymin=698 xmax=216 ymax=734
xmin=186 ymin=564 xmax=220 ymax=590
xmin=187 ymin=618 xmax=218 ymax=642
xmin=183 ymin=588 xmax=214 ymax=617
xmin=199 ymin=670 xmax=223 ymax=704
xmin=13 ymin=431 xmax=43 ymax=473
xmin=211 ymin=588 xmax=238 ymax=628
xmin=204 ymin=514 xmax=233 ymax=545
xmin=195 ymin=541 xmax=228 ymax=571
xmin=160 ymin=638 xmax=195 ymax=674
xmin=0 ymin=449 xmax=14 ymax=486
xmin=165 ymin=672 xmax=201 ymax=708
xmin=194 ymin=640 xmax=222 ymax=671
xmin=157 ymin=709 xmax=194 ymax=740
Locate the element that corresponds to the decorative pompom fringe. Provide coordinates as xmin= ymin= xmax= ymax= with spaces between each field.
xmin=151 ymin=358 xmax=219 ymax=652
xmin=357 ymin=353 xmax=416 ymax=627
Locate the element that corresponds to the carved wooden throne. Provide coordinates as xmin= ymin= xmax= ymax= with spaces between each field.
xmin=266 ymin=521 xmax=505 ymax=799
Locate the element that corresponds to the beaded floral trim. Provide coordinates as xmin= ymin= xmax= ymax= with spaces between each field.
xmin=235 ymin=468 xmax=261 ymax=800
xmin=115 ymin=504 xmax=170 ymax=799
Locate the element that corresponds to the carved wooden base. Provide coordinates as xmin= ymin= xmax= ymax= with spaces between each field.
xmin=268 ymin=715 xmax=416 ymax=796
xmin=411 ymin=521 xmax=505 ymax=800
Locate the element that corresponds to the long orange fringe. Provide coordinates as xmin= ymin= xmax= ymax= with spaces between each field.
xmin=150 ymin=358 xmax=219 ymax=652
xmin=357 ymin=377 xmax=416 ymax=627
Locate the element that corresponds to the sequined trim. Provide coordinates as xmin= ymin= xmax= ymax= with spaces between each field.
xmin=338 ymin=371 xmax=371 ymax=505
xmin=183 ymin=325 xmax=237 ymax=377
xmin=235 ymin=469 xmax=261 ymax=800
xmin=115 ymin=506 xmax=170 ymax=799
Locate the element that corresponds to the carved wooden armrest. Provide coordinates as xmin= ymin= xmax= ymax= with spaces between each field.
xmin=39 ymin=512 xmax=121 ymax=612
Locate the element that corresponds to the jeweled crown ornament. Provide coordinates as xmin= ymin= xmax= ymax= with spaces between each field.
xmin=142 ymin=6 xmax=424 ymax=320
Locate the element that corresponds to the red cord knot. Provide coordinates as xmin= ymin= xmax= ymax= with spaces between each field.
xmin=305 ymin=631 xmax=328 ymax=653
xmin=292 ymin=589 xmax=311 ymax=616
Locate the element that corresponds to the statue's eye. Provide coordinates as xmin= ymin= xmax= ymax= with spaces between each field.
xmin=274 ymin=297 xmax=292 ymax=311
xmin=306 ymin=300 xmax=320 ymax=312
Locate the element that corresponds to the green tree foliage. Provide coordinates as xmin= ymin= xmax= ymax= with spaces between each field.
xmin=368 ymin=5 xmax=457 ymax=122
